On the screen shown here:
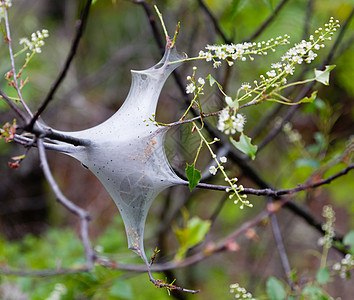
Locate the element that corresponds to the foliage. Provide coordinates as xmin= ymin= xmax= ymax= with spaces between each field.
xmin=0 ymin=0 xmax=353 ymax=298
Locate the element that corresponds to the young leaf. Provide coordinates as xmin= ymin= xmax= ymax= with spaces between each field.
xmin=174 ymin=216 xmax=211 ymax=261
xmin=206 ymin=74 xmax=216 ymax=86
xmin=343 ymin=230 xmax=354 ymax=254
xmin=298 ymin=91 xmax=317 ymax=104
xmin=302 ymin=285 xmax=327 ymax=299
xmin=314 ymin=65 xmax=336 ymax=86
xmin=316 ymin=267 xmax=330 ymax=285
xmin=230 ymin=134 xmax=258 ymax=160
xmin=266 ymin=277 xmax=286 ymax=300
xmin=185 ymin=163 xmax=201 ymax=191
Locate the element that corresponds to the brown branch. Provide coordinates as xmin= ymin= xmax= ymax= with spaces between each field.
xmin=99 ymin=198 xmax=286 ymax=272
xmin=267 ymin=196 xmax=294 ymax=289
xmin=303 ymin=0 xmax=315 ymax=39
xmin=191 ymin=163 xmax=354 ymax=198
xmin=37 ymin=137 xmax=95 ymax=269
xmin=27 ymin=0 xmax=92 ymax=130
xmin=0 ymin=89 xmax=29 ymax=123
xmin=133 ymin=0 xmax=164 ymax=54
xmin=256 ymin=8 xmax=354 ymax=153
xmin=243 ymin=0 xmax=290 ymax=42
xmin=197 ymin=0 xmax=232 ymax=44
xmin=2 ymin=1 xmax=33 ymax=117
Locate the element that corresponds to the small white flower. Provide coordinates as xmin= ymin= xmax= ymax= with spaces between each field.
xmin=213 ymin=61 xmax=221 ymax=68
xmin=307 ymin=50 xmax=317 ymax=61
xmin=271 ymin=62 xmax=282 ymax=69
xmin=292 ymin=55 xmax=303 ymax=64
xmin=220 ymin=156 xmax=227 ymax=163
xmin=284 ymin=64 xmax=295 ymax=75
xmin=198 ymin=77 xmax=205 ymax=85
xmin=209 ymin=166 xmax=217 ymax=175
xmin=186 ymin=83 xmax=195 ymax=94
xmin=266 ymin=70 xmax=276 ymax=77
xmin=241 ymin=82 xmax=251 ymax=90
xmin=205 ymin=52 xmax=213 ymax=61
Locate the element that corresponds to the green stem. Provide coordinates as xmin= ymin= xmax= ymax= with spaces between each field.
xmin=13 ymin=47 xmax=29 ymax=58
xmin=154 ymin=5 xmax=169 ymax=39
xmin=280 ymin=78 xmax=314 ymax=90
xmin=193 ymin=122 xmax=245 ymax=206
xmin=193 ymin=140 xmax=203 ymax=165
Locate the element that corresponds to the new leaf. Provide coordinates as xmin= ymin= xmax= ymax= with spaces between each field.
xmin=314 ymin=65 xmax=336 ymax=86
xmin=298 ymin=91 xmax=317 ymax=104
xmin=230 ymin=134 xmax=258 ymax=160
xmin=185 ymin=163 xmax=201 ymax=191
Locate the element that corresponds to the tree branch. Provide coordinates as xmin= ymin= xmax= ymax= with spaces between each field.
xmin=133 ymin=0 xmax=164 ymax=53
xmin=197 ymin=0 xmax=232 ymax=44
xmin=243 ymin=0 xmax=289 ymax=42
xmin=0 ymin=89 xmax=29 ymax=123
xmin=267 ymin=196 xmax=294 ymax=289
xmin=37 ymin=137 xmax=95 ymax=269
xmin=256 ymin=8 xmax=354 ymax=153
xmin=27 ymin=0 xmax=93 ymax=130
xmin=2 ymin=1 xmax=33 ymax=117
xmin=191 ymin=163 xmax=353 ymax=198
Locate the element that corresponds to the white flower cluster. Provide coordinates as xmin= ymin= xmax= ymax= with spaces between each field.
xmin=318 ymin=205 xmax=335 ymax=248
xmin=0 ymin=0 xmax=12 ymax=21
xmin=45 ymin=283 xmax=67 ymax=300
xmin=257 ymin=18 xmax=339 ymax=89
xmin=198 ymin=35 xmax=290 ymax=68
xmin=230 ymin=283 xmax=256 ymax=299
xmin=185 ymin=67 xmax=205 ymax=94
xmin=19 ymin=29 xmax=49 ymax=53
xmin=217 ymin=108 xmax=246 ymax=135
xmin=209 ymin=156 xmax=227 ymax=175
xmin=332 ymin=254 xmax=354 ymax=279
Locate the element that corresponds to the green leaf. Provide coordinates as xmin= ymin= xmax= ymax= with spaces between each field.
xmin=316 ymin=267 xmax=330 ymax=285
xmin=206 ymin=74 xmax=216 ymax=86
xmin=298 ymin=91 xmax=317 ymax=104
xmin=314 ymin=65 xmax=336 ymax=86
xmin=109 ymin=280 xmax=133 ymax=299
xmin=266 ymin=277 xmax=286 ymax=300
xmin=230 ymin=134 xmax=258 ymax=160
xmin=174 ymin=216 xmax=211 ymax=261
xmin=262 ymin=0 xmax=274 ymax=13
xmin=185 ymin=163 xmax=201 ymax=191
xmin=302 ymin=285 xmax=328 ymax=299
xmin=343 ymin=230 xmax=354 ymax=254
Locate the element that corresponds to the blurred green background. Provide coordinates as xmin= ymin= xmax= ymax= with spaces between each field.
xmin=0 ymin=0 xmax=353 ymax=299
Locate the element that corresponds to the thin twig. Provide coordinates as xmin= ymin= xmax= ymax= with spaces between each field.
xmin=303 ymin=0 xmax=315 ymax=39
xmin=0 ymin=89 xmax=29 ymax=123
xmin=2 ymin=1 xmax=33 ymax=117
xmin=267 ymin=196 xmax=294 ymax=289
xmin=256 ymin=8 xmax=354 ymax=153
xmin=190 ymin=163 xmax=354 ymax=198
xmin=197 ymin=0 xmax=232 ymax=44
xmin=28 ymin=0 xmax=92 ymax=130
xmin=37 ymin=137 xmax=95 ymax=269
xmin=243 ymin=0 xmax=289 ymax=42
